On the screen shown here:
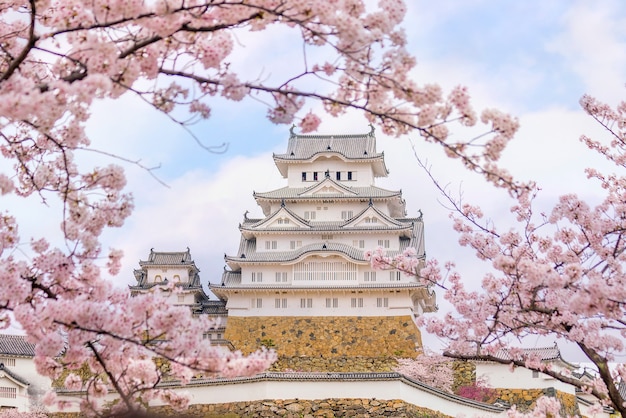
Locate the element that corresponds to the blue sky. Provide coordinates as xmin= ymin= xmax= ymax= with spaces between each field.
xmin=6 ymin=0 xmax=626 ymax=357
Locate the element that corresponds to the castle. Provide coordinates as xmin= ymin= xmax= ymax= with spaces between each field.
xmin=131 ymin=125 xmax=436 ymax=358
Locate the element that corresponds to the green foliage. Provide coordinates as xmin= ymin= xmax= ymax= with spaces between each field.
xmin=259 ymin=338 xmax=276 ymax=348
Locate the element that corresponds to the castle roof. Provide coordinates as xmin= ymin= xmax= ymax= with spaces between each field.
xmin=240 ymin=204 xmax=417 ymax=237
xmin=139 ymin=248 xmax=198 ymax=268
xmin=226 ymin=219 xmax=424 ymax=269
xmin=254 ymin=184 xmax=401 ymax=200
xmin=0 ymin=363 xmax=29 ymax=387
xmin=197 ymin=300 xmax=228 ymax=316
xmin=492 ymin=343 xmax=564 ymax=362
xmin=0 ymin=335 xmax=35 ymax=358
xmin=478 ymin=343 xmax=578 ymax=371
xmin=272 ymin=126 xmax=388 ymax=177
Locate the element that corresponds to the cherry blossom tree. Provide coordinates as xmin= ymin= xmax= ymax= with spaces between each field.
xmin=0 ymin=0 xmax=523 ymax=415
xmin=394 ymin=352 xmax=454 ymax=393
xmin=368 ymin=95 xmax=626 ymax=416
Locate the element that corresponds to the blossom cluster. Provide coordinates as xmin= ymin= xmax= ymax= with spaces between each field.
xmin=379 ymin=95 xmax=626 ymax=415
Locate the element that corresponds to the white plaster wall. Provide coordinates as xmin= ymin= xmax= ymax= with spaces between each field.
xmin=225 ymin=291 xmax=416 ymax=318
xmin=286 ymin=159 xmax=375 ymax=187
xmin=0 ymin=378 xmax=29 ymax=410
xmin=255 ymin=233 xmax=402 ymax=255
xmin=476 ymin=363 xmax=575 ymax=394
xmin=146 ymin=266 xmax=189 ymax=283
xmin=14 ymin=357 xmax=50 ymax=396
xmin=55 ymin=378 xmax=507 ymax=417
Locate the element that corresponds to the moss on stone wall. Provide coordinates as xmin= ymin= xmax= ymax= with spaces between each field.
xmin=225 ymin=315 xmax=422 ymax=357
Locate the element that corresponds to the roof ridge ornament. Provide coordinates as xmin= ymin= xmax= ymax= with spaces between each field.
xmin=368 ymin=123 xmax=375 ymax=136
xmin=289 ymin=124 xmax=296 ymax=137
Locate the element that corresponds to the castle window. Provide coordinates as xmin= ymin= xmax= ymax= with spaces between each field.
xmin=251 ymin=298 xmax=263 ymax=308
xmin=284 ymin=218 xmax=290 ymax=224
xmin=173 ymin=275 xmax=181 ymax=282
xmin=325 ymin=298 xmax=338 ymax=308
xmin=275 ymin=272 xmax=287 ymax=282
xmin=252 ymin=272 xmax=263 ymax=282
xmin=351 ymin=297 xmax=364 ymax=308
xmin=275 ymin=298 xmax=287 ymax=308
xmin=336 ymin=171 xmax=341 ymax=180
xmin=265 ymin=241 xmax=277 ymax=250
xmin=371 ymin=217 xmax=378 ymax=223
xmin=154 ymin=275 xmax=162 ymax=282
xmin=313 ymin=172 xmax=318 ymax=181
xmin=353 ymin=240 xmax=365 ymax=249
xmin=294 ymin=260 xmax=357 ymax=282
xmin=532 ymin=370 xmax=539 ymax=378
xmin=0 ymin=387 xmax=16 ymax=399
xmin=302 ymin=172 xmax=307 ymax=181
xmin=364 ymin=271 xmax=376 ymax=282
xmin=321 ymin=234 xmax=333 ymax=240
xmin=341 ymin=210 xmax=354 ymax=220
xmin=347 ymin=171 xmax=355 ymax=180
xmin=376 ymin=297 xmax=389 ymax=308
xmin=300 ymin=298 xmax=313 ymax=308
xmin=304 ymin=211 xmax=316 ymax=220
xmin=277 ymin=218 xmax=283 ymax=224
xmin=378 ymin=239 xmax=390 ymax=248
xmin=0 ymin=358 xmax=15 ymax=367
xmin=389 ymin=271 xmax=401 ymax=281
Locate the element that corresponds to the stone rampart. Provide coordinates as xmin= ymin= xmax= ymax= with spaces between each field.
xmin=225 ymin=315 xmax=422 ymax=357
xmin=270 ymin=356 xmax=397 ymax=372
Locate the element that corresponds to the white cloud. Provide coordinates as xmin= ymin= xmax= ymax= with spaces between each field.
xmin=547 ymin=0 xmax=626 ymax=102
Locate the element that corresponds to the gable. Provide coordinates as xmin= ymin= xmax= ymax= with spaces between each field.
xmin=343 ymin=206 xmax=403 ymax=228
xmin=299 ymin=178 xmax=357 ymax=197
xmin=252 ymin=207 xmax=310 ymax=230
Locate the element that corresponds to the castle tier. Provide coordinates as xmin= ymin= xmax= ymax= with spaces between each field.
xmin=210 ymin=126 xmax=436 ymax=357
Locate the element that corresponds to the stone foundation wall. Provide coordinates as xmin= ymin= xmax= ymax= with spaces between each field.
xmin=270 ymin=356 xmax=398 ymax=372
xmin=130 ymin=399 xmax=451 ymax=418
xmin=452 ymin=360 xmax=475 ymax=392
xmin=493 ymin=388 xmax=579 ymax=416
xmin=225 ymin=315 xmax=422 ymax=357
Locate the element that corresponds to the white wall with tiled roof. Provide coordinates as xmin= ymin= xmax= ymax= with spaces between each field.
xmin=476 ymin=362 xmax=575 ymax=393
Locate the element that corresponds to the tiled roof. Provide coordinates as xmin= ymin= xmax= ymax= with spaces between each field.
xmin=228 ymin=241 xmax=370 ymax=263
xmin=619 ymin=379 xmax=626 ymax=401
xmin=139 ymin=248 xmax=197 ymax=267
xmin=0 ymin=363 xmax=29 ymax=386
xmin=198 ymin=300 xmax=228 ymax=316
xmin=230 ymin=218 xmax=425 ymax=266
xmin=274 ymin=126 xmax=382 ymax=161
xmin=212 ymin=281 xmax=430 ymax=291
xmin=254 ymin=185 xmax=401 ymax=200
xmin=492 ymin=344 xmax=562 ymax=362
xmin=129 ymin=282 xmax=204 ymax=291
xmin=0 ymin=335 xmax=35 ymax=357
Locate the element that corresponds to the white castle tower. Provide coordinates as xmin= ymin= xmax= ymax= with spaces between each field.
xmin=210 ymin=126 xmax=436 ymax=357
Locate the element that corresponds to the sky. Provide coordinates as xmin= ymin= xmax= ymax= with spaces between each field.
xmin=5 ymin=0 xmax=626 ymax=360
